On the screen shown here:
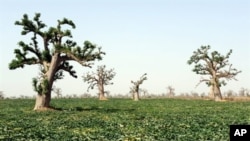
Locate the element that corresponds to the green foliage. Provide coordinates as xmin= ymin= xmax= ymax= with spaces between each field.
xmin=32 ymin=78 xmax=49 ymax=95
xmin=9 ymin=13 xmax=105 ymax=73
xmin=32 ymin=78 xmax=42 ymax=94
xmin=9 ymin=13 xmax=105 ymax=97
xmin=2 ymin=98 xmax=249 ymax=140
xmin=187 ymin=45 xmax=241 ymax=87
xmin=41 ymin=50 xmax=51 ymax=62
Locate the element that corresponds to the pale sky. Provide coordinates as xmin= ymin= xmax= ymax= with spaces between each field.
xmin=0 ymin=0 xmax=250 ymax=97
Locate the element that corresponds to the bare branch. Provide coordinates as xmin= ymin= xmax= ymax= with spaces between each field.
xmin=216 ymin=64 xmax=242 ymax=80
xmin=60 ymin=54 xmax=93 ymax=68
xmin=195 ymin=77 xmax=210 ymax=88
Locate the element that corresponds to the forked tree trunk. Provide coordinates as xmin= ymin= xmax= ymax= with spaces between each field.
xmin=98 ymin=83 xmax=107 ymax=100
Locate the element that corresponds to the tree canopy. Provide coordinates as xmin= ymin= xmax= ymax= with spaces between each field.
xmin=83 ymin=65 xmax=116 ymax=100
xmin=187 ymin=45 xmax=241 ymax=100
xmin=9 ymin=13 xmax=105 ymax=109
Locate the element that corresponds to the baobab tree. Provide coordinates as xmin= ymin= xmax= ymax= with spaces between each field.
xmin=130 ymin=73 xmax=147 ymax=101
xmin=9 ymin=13 xmax=105 ymax=110
xmin=53 ymin=87 xmax=62 ymax=98
xmin=83 ymin=65 xmax=115 ymax=100
xmin=187 ymin=45 xmax=241 ymax=101
xmin=238 ymin=88 xmax=250 ymax=97
xmin=166 ymin=86 xmax=175 ymax=97
xmin=140 ymin=88 xmax=149 ymax=98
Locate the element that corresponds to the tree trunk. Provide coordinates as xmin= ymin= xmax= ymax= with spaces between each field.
xmin=210 ymin=73 xmax=223 ymax=101
xmin=33 ymin=54 xmax=59 ymax=110
xmin=209 ymin=85 xmax=214 ymax=99
xmin=33 ymin=76 xmax=54 ymax=110
xmin=98 ymin=83 xmax=107 ymax=100
xmin=33 ymin=93 xmax=51 ymax=110
xmin=214 ymin=83 xmax=222 ymax=101
xmin=34 ymin=95 xmax=45 ymax=110
xmin=134 ymin=91 xmax=139 ymax=101
xmin=33 ymin=80 xmax=53 ymax=110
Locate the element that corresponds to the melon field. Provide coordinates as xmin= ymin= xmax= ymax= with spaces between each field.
xmin=0 ymin=98 xmax=250 ymax=140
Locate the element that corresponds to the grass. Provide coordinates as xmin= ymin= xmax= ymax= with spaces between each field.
xmin=0 ymin=98 xmax=250 ymax=140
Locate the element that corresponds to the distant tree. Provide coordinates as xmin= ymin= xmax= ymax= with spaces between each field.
xmin=53 ymin=87 xmax=62 ymax=98
xmin=9 ymin=13 xmax=105 ymax=110
xmin=187 ymin=45 xmax=241 ymax=101
xmin=72 ymin=94 xmax=78 ymax=98
xmin=140 ymin=88 xmax=149 ymax=98
xmin=200 ymin=92 xmax=206 ymax=98
xmin=166 ymin=86 xmax=175 ymax=97
xmin=238 ymin=88 xmax=250 ymax=97
xmin=130 ymin=73 xmax=147 ymax=101
xmin=83 ymin=65 xmax=115 ymax=100
xmin=190 ymin=91 xmax=199 ymax=97
xmin=224 ymin=90 xmax=235 ymax=98
xmin=80 ymin=92 xmax=91 ymax=98
xmin=0 ymin=91 xmax=4 ymax=99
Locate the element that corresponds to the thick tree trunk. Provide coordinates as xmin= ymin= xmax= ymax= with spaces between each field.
xmin=98 ymin=83 xmax=107 ymax=100
xmin=33 ymin=55 xmax=59 ymax=110
xmin=33 ymin=81 xmax=53 ymax=110
xmin=214 ymin=84 xmax=222 ymax=101
xmin=209 ymin=81 xmax=222 ymax=101
xmin=210 ymin=73 xmax=223 ymax=101
xmin=33 ymin=93 xmax=51 ymax=110
xmin=132 ymin=85 xmax=140 ymax=101
xmin=34 ymin=95 xmax=45 ymax=110
xmin=209 ymin=85 xmax=214 ymax=99
xmin=133 ymin=91 xmax=139 ymax=101
xmin=33 ymin=77 xmax=53 ymax=110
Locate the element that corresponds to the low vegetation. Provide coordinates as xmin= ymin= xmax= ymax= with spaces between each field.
xmin=1 ymin=98 xmax=250 ymax=140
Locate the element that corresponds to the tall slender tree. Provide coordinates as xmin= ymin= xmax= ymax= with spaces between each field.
xmin=130 ymin=73 xmax=147 ymax=101
xmin=83 ymin=65 xmax=115 ymax=100
xmin=187 ymin=45 xmax=241 ymax=101
xmin=9 ymin=13 xmax=105 ymax=110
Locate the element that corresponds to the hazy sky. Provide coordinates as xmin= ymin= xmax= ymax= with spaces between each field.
xmin=0 ymin=0 xmax=250 ymax=97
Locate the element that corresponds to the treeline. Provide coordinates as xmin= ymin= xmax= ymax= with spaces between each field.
xmin=2 ymin=87 xmax=249 ymax=101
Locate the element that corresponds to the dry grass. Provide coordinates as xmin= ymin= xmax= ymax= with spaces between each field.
xmin=223 ymin=96 xmax=250 ymax=102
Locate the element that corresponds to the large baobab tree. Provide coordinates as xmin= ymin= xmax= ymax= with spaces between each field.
xmin=130 ymin=73 xmax=147 ymax=101
xmin=83 ymin=65 xmax=115 ymax=100
xmin=9 ymin=13 xmax=105 ymax=110
xmin=187 ymin=45 xmax=241 ymax=101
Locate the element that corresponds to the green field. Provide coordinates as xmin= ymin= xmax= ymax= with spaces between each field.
xmin=0 ymin=98 xmax=250 ymax=140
